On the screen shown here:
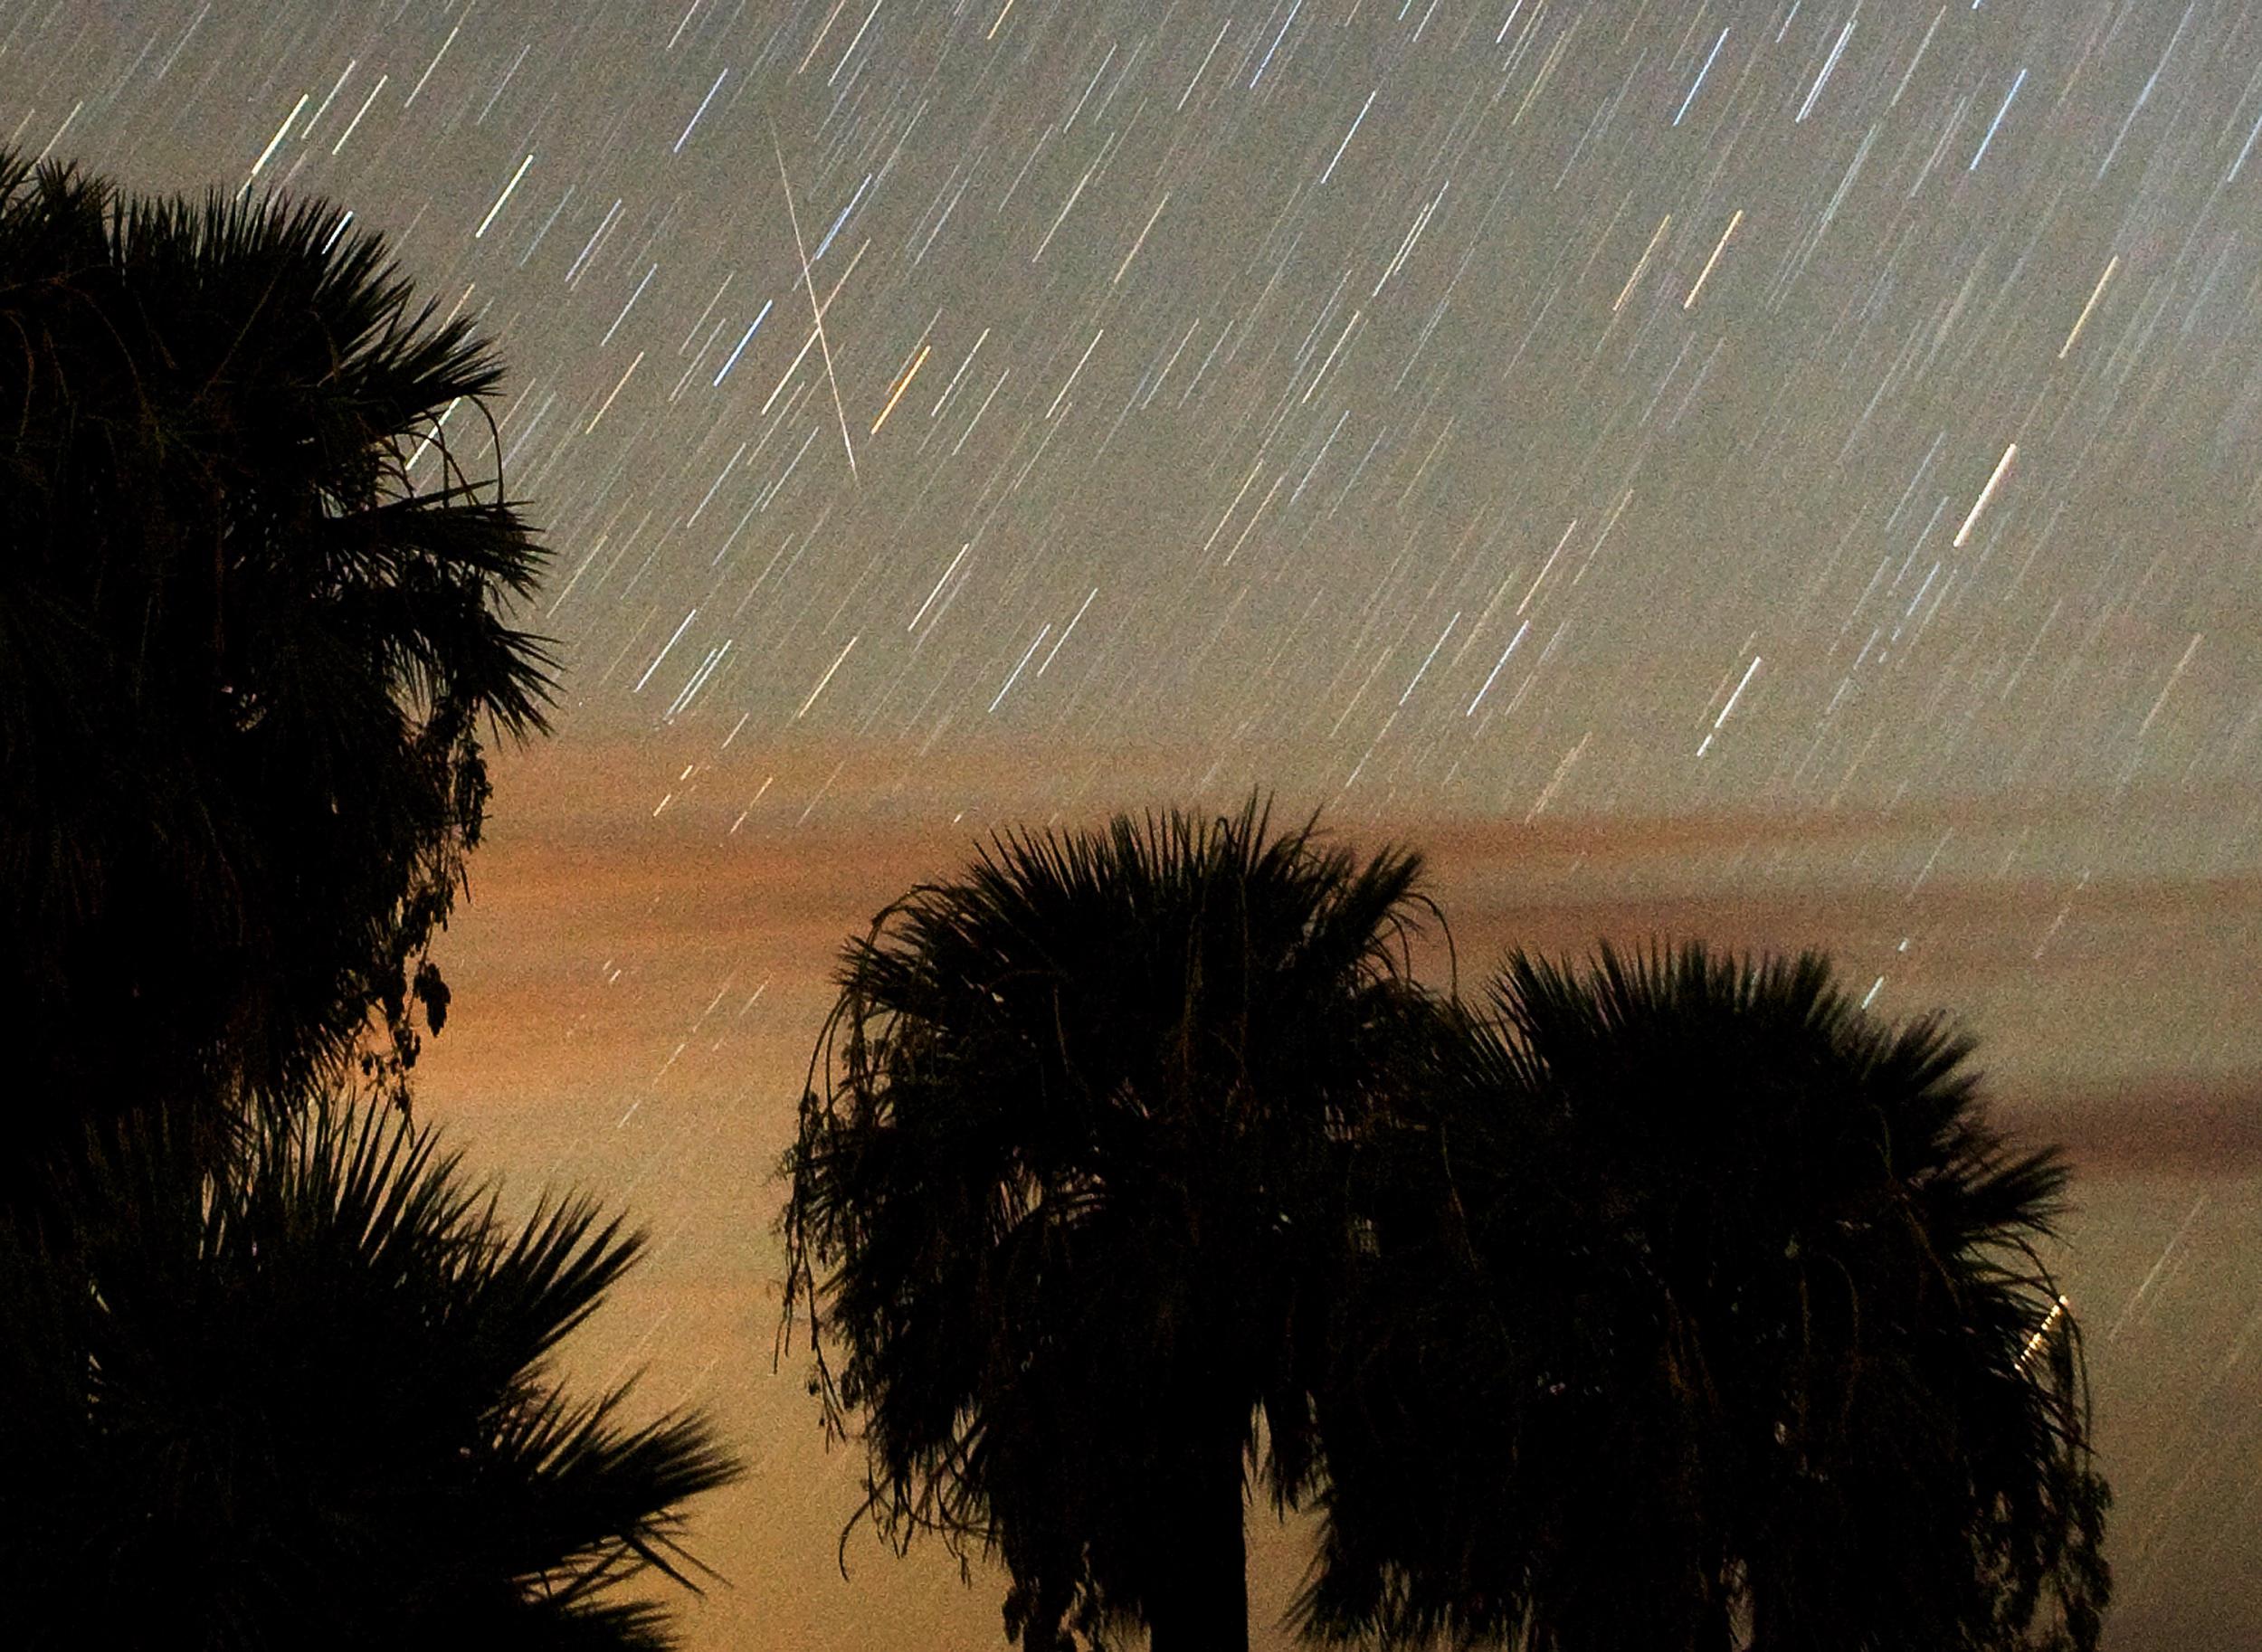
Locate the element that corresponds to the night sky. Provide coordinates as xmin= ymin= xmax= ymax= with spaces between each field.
xmin=8 ymin=2 xmax=2260 ymax=1646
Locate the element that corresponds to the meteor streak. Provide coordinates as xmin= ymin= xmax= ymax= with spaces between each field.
xmin=1953 ymin=443 xmax=2017 ymax=546
xmin=773 ymin=126 xmax=858 ymax=478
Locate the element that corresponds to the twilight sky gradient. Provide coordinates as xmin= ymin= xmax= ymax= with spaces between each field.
xmin=7 ymin=1 xmax=2259 ymax=1645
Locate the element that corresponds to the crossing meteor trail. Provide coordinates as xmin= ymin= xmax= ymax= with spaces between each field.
xmin=772 ymin=125 xmax=856 ymax=479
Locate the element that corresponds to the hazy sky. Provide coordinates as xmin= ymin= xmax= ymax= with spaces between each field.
xmin=17 ymin=0 xmax=2261 ymax=831
xmin=8 ymin=1 xmax=2260 ymax=1646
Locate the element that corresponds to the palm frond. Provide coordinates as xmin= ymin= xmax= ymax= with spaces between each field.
xmin=1 ymin=144 xmax=556 ymax=1135
xmin=1306 ymin=939 xmax=2108 ymax=1652
xmin=779 ymin=794 xmax=1441 ymax=1647
xmin=0 ymin=1094 xmax=738 ymax=1648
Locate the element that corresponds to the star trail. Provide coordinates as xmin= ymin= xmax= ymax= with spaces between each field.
xmin=8 ymin=3 xmax=2260 ymax=1646
xmin=14 ymin=0 xmax=2257 ymax=831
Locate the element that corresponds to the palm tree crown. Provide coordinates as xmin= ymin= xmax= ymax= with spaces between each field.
xmin=0 ymin=1098 xmax=738 ymax=1649
xmin=0 ymin=149 xmax=554 ymax=1150
xmin=781 ymin=799 xmax=1439 ymax=1651
xmin=1308 ymin=942 xmax=2108 ymax=1652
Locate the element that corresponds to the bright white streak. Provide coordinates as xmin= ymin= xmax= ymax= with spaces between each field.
xmin=1674 ymin=27 xmax=1727 ymax=126
xmin=473 ymin=153 xmax=534 ymax=238
xmin=1952 ymin=443 xmax=2017 ymax=546
xmin=1398 ymin=612 xmax=1461 ymax=706
xmin=331 ymin=74 xmax=387 ymax=154
xmin=713 ymin=299 xmax=773 ymax=385
xmin=759 ymin=241 xmax=867 ymax=413
xmin=584 ymin=351 xmax=644 ymax=432
xmin=404 ymin=10 xmax=467 ymax=109
xmin=1045 ymin=328 xmax=1104 ymax=420
xmin=633 ymin=608 xmax=699 ymax=693
xmin=1715 ymin=655 xmax=1762 ymax=728
xmin=796 ymin=0 xmax=853 ymax=72
xmin=1301 ymin=309 xmax=1360 ymax=403
xmin=673 ymin=69 xmax=727 ymax=152
xmin=600 ymin=263 xmax=658 ymax=347
xmin=1968 ymin=67 xmax=2025 ymax=169
xmin=1517 ymin=520 xmax=1579 ymax=613
xmin=909 ymin=546 xmax=968 ymax=631
xmin=1031 ymin=159 xmax=1096 ymax=261
xmin=830 ymin=0 xmax=883 ymax=83
xmin=2058 ymin=257 xmax=2117 ymax=357
xmin=931 ymin=327 xmax=990 ymax=415
xmin=1113 ymin=193 xmax=1171 ymax=283
xmin=2133 ymin=634 xmax=2202 ymax=743
xmin=1795 ymin=14 xmax=1854 ymax=123
xmin=1320 ymin=89 xmax=1376 ymax=184
xmin=1684 ymin=208 xmax=1742 ymax=309
xmin=1249 ymin=0 xmax=1300 ymax=86
xmin=795 ymin=636 xmax=859 ymax=718
xmin=1038 ymin=588 xmax=1098 ymax=674
xmin=2230 ymin=100 xmax=2262 ymax=182
xmin=870 ymin=343 xmax=929 ymax=432
xmin=1890 ymin=7 xmax=1944 ymax=108
xmin=249 ymin=93 xmax=309 ymax=178
xmin=1178 ymin=19 xmax=1231 ymax=109
xmin=309 ymin=59 xmax=357 ymax=135
xmin=1613 ymin=214 xmax=1670 ymax=311
xmin=1468 ymin=621 xmax=1530 ymax=716
xmin=989 ymin=625 xmax=1051 ymax=712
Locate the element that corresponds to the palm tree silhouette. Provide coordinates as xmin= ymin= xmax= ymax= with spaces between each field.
xmin=0 ymin=1098 xmax=738 ymax=1649
xmin=781 ymin=799 xmax=1439 ymax=1651
xmin=1307 ymin=943 xmax=2109 ymax=1651
xmin=0 ymin=149 xmax=734 ymax=1648
xmin=0 ymin=149 xmax=554 ymax=1163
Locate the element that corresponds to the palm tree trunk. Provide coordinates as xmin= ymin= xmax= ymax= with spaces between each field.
xmin=1144 ymin=1433 xmax=1248 ymax=1652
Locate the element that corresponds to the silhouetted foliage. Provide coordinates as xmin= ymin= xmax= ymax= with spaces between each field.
xmin=0 ymin=148 xmax=738 ymax=1649
xmin=780 ymin=798 xmax=1441 ymax=1652
xmin=0 ymin=147 xmax=554 ymax=1167
xmin=1308 ymin=943 xmax=2110 ymax=1652
xmin=0 ymin=1097 xmax=738 ymax=1650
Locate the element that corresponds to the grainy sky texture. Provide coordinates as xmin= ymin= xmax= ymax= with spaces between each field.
xmin=7 ymin=1 xmax=2260 ymax=1646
